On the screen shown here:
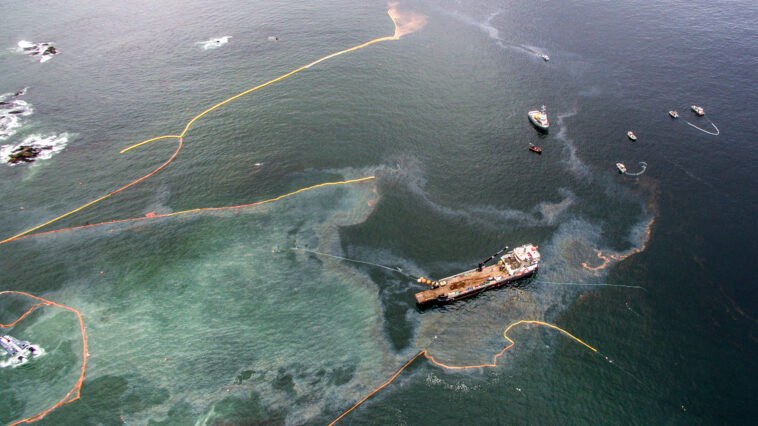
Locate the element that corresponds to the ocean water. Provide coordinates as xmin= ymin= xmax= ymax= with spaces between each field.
xmin=1 ymin=0 xmax=756 ymax=424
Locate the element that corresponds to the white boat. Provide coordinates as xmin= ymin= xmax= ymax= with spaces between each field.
xmin=691 ymin=105 xmax=704 ymax=116
xmin=1 ymin=335 xmax=40 ymax=362
xmin=540 ymin=54 xmax=550 ymax=61
xmin=669 ymin=110 xmax=679 ymax=118
xmin=616 ymin=162 xmax=627 ymax=174
xmin=627 ymin=131 xmax=637 ymax=141
xmin=528 ymin=106 xmax=549 ymax=132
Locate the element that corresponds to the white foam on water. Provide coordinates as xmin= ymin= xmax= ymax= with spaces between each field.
xmin=0 ymin=87 xmax=28 ymax=101
xmin=0 ymin=344 xmax=44 ymax=369
xmin=0 ymin=91 xmax=34 ymax=140
xmin=0 ymin=356 xmax=25 ymax=368
xmin=16 ymin=40 xmax=35 ymax=50
xmin=1 ymin=133 xmax=69 ymax=166
xmin=196 ymin=36 xmax=232 ymax=50
xmin=14 ymin=40 xmax=58 ymax=63
xmin=425 ymin=373 xmax=481 ymax=393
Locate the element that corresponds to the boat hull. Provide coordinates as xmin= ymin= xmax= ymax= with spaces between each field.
xmin=528 ymin=116 xmax=549 ymax=133
xmin=417 ymin=268 xmax=536 ymax=307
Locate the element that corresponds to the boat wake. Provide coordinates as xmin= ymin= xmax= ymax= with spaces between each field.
xmin=435 ymin=7 xmax=549 ymax=61
xmin=686 ymin=119 xmax=719 ymax=136
xmin=624 ymin=162 xmax=647 ymax=176
xmin=511 ymin=43 xmax=550 ymax=61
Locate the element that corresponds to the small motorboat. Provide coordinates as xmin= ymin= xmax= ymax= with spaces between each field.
xmin=627 ymin=131 xmax=637 ymax=141
xmin=616 ymin=162 xmax=627 ymax=174
xmin=540 ymin=54 xmax=550 ymax=62
xmin=691 ymin=105 xmax=704 ymax=116
xmin=669 ymin=110 xmax=679 ymax=118
xmin=529 ymin=144 xmax=542 ymax=154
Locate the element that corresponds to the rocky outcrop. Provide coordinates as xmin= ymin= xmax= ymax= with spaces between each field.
xmin=7 ymin=145 xmax=52 ymax=164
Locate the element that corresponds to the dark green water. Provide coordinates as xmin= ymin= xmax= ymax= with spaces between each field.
xmin=1 ymin=0 xmax=756 ymax=424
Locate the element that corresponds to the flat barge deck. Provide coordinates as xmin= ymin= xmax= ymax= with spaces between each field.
xmin=414 ymin=244 xmax=540 ymax=306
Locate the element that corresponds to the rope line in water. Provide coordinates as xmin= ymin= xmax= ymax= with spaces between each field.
xmin=686 ymin=120 xmax=719 ymax=136
xmin=535 ymin=280 xmax=647 ymax=291
xmin=1 ymin=9 xmax=405 ymax=246
xmin=330 ymin=320 xmax=596 ymax=425
xmin=289 ymin=251 xmax=648 ymax=292
xmin=291 ymin=247 xmax=416 ymax=278
xmin=10 ymin=176 xmax=375 ymax=242
xmin=0 ymin=291 xmax=87 ymax=425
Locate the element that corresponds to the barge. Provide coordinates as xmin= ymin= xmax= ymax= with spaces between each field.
xmin=414 ymin=244 xmax=540 ymax=306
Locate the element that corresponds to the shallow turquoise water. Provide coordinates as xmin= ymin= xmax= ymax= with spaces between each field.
xmin=1 ymin=0 xmax=756 ymax=424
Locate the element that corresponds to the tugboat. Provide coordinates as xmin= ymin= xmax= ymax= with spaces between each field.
xmin=414 ymin=244 xmax=540 ymax=306
xmin=691 ymin=105 xmax=705 ymax=116
xmin=1 ymin=335 xmax=40 ymax=363
xmin=627 ymin=131 xmax=637 ymax=141
xmin=528 ymin=144 xmax=542 ymax=154
xmin=616 ymin=162 xmax=627 ymax=174
xmin=669 ymin=110 xmax=679 ymax=118
xmin=528 ymin=106 xmax=549 ymax=133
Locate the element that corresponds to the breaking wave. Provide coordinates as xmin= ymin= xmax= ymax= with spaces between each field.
xmin=0 ymin=89 xmax=33 ymax=140
xmin=196 ymin=36 xmax=232 ymax=50
xmin=14 ymin=40 xmax=58 ymax=63
xmin=1 ymin=133 xmax=69 ymax=166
